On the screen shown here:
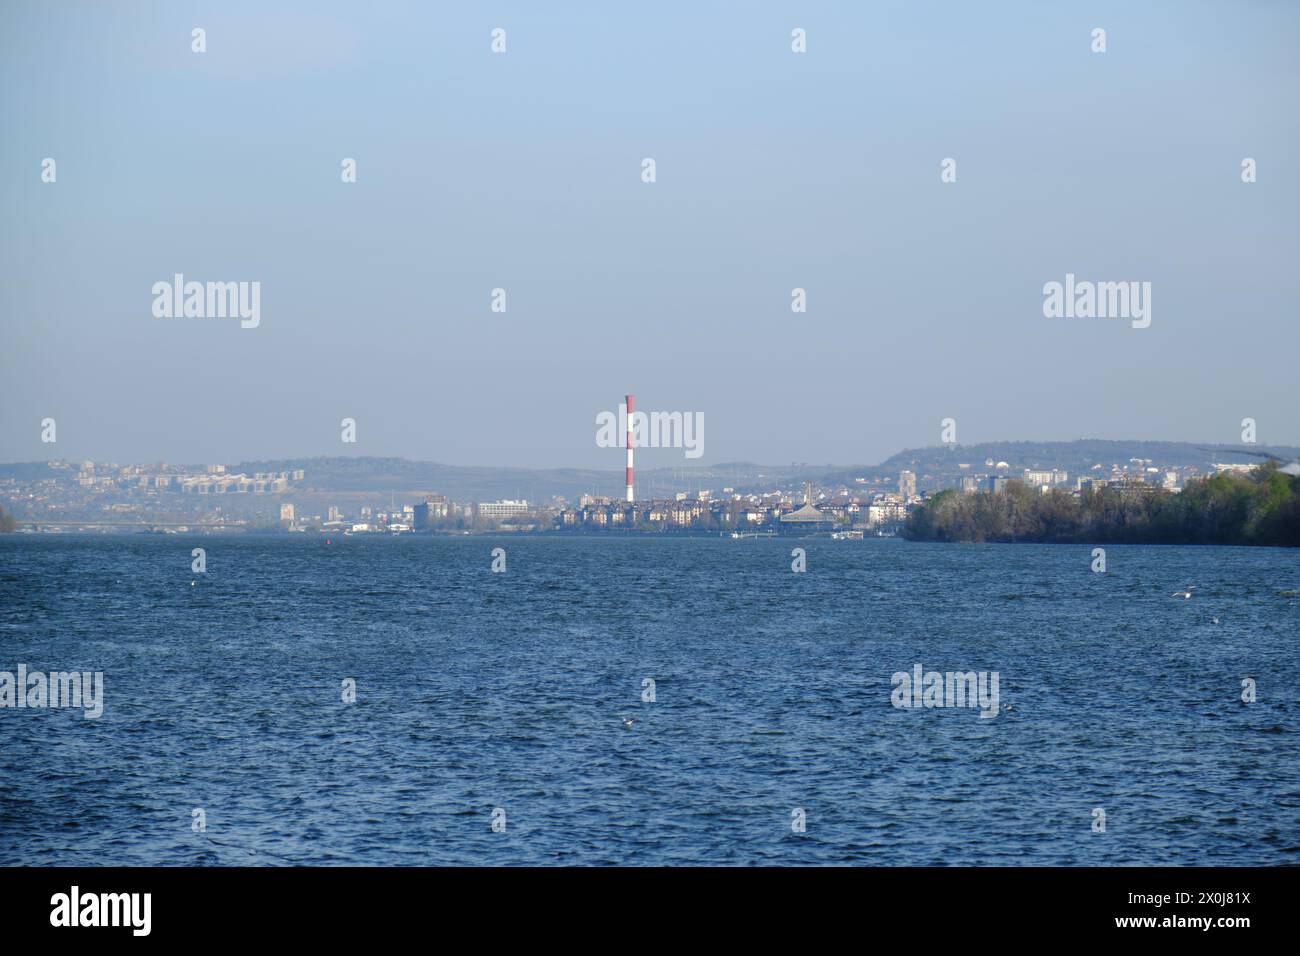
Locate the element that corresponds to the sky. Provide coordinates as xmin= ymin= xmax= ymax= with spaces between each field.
xmin=1 ymin=1 xmax=1297 ymax=470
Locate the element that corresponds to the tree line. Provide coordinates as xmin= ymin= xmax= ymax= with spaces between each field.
xmin=903 ymin=464 xmax=1300 ymax=547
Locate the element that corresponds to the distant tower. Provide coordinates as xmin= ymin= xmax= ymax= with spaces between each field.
xmin=625 ymin=394 xmax=635 ymax=503
xmin=899 ymin=470 xmax=917 ymax=501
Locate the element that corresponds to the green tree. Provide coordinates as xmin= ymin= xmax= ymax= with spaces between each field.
xmin=903 ymin=467 xmax=1299 ymax=548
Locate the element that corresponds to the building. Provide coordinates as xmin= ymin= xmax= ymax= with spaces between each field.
xmin=778 ymin=502 xmax=834 ymax=532
xmin=413 ymin=495 xmax=448 ymax=531
xmin=899 ymin=470 xmax=917 ymax=501
xmin=867 ymin=501 xmax=908 ymax=526
xmin=280 ymin=503 xmax=295 ymax=524
xmin=478 ymin=500 xmax=529 ymax=521
xmin=1114 ymin=478 xmax=1160 ymax=499
xmin=987 ymin=476 xmax=1009 ymax=493
xmin=1023 ymin=469 xmax=1055 ymax=488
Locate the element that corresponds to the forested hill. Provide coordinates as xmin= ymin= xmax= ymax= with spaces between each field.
xmin=876 ymin=440 xmax=1300 ymax=477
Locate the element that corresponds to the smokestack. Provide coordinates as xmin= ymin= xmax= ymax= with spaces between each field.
xmin=625 ymin=394 xmax=635 ymax=503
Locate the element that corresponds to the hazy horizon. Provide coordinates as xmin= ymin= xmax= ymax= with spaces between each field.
xmin=4 ymin=1 xmax=1298 ymax=469
xmin=5 ymin=434 xmax=1297 ymax=472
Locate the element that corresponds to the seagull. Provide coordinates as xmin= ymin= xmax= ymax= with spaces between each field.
xmin=622 ymin=718 xmax=634 ymax=728
xmin=1199 ymin=447 xmax=1300 ymax=477
xmin=1174 ymin=587 xmax=1196 ymax=599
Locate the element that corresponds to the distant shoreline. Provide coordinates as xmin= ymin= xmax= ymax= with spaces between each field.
xmin=9 ymin=529 xmax=1298 ymax=550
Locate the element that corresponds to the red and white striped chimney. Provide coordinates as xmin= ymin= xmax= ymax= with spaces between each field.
xmin=625 ymin=393 xmax=635 ymax=503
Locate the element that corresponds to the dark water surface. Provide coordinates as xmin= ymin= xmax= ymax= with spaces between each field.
xmin=1 ymin=535 xmax=1297 ymax=865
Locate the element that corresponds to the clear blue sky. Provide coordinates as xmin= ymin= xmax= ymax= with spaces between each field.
xmin=2 ymin=1 xmax=1297 ymax=469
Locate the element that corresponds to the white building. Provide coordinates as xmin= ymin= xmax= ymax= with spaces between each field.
xmin=867 ymin=502 xmax=908 ymax=526
xmin=898 ymin=470 xmax=917 ymax=501
xmin=477 ymin=500 xmax=529 ymax=520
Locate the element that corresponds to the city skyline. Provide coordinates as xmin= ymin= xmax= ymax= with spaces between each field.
xmin=7 ymin=434 xmax=1290 ymax=533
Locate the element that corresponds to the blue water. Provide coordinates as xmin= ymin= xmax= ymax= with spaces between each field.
xmin=1 ymin=535 xmax=1297 ymax=865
